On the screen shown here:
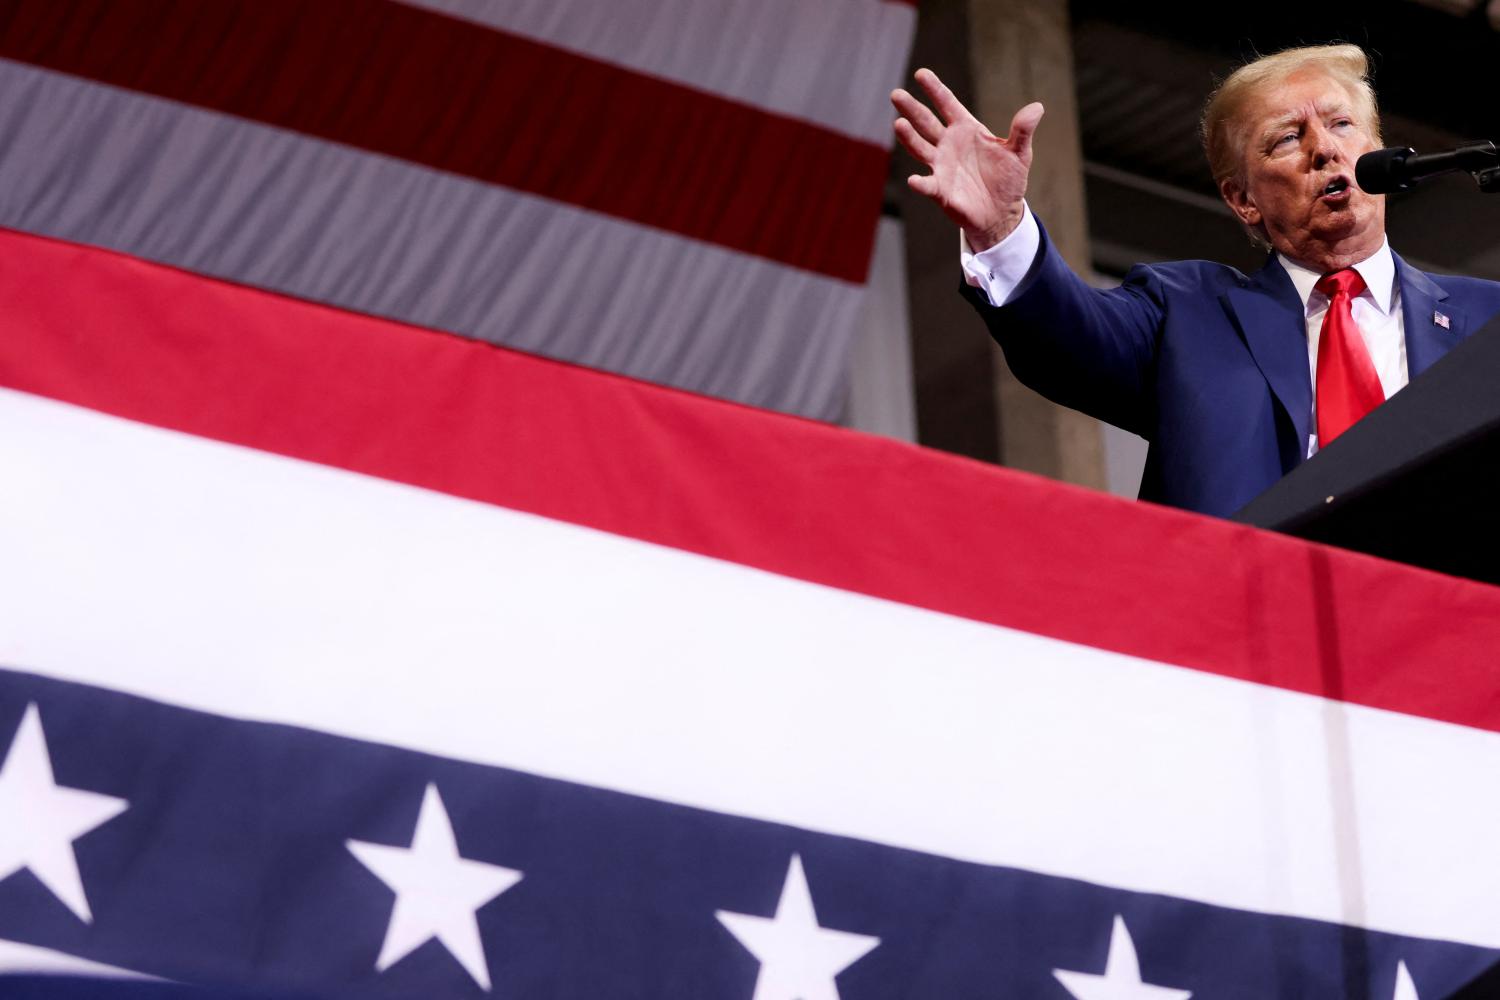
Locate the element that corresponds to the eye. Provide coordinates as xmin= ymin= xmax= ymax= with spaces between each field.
xmin=1273 ymin=130 xmax=1299 ymax=147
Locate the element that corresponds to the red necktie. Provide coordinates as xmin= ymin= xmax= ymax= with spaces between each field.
xmin=1314 ymin=269 xmax=1384 ymax=447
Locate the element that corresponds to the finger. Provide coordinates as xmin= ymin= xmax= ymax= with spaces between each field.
xmin=1005 ymin=101 xmax=1045 ymax=159
xmin=914 ymin=67 xmax=973 ymax=126
xmin=891 ymin=88 xmax=945 ymax=145
xmin=907 ymin=173 xmax=939 ymax=198
xmin=893 ymin=118 xmax=936 ymax=165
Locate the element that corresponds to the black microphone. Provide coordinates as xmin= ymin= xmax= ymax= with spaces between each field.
xmin=1355 ymin=142 xmax=1499 ymax=194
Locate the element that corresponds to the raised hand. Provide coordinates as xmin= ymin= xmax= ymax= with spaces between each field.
xmin=891 ymin=68 xmax=1043 ymax=252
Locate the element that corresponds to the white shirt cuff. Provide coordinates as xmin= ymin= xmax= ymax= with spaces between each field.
xmin=959 ymin=204 xmax=1041 ymax=307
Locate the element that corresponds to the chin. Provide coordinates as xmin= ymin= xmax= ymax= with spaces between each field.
xmin=1314 ymin=210 xmax=1373 ymax=242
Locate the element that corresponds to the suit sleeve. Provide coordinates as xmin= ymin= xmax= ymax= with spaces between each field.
xmin=960 ymin=216 xmax=1164 ymax=438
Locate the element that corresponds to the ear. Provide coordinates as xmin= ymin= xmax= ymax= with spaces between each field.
xmin=1220 ymin=177 xmax=1261 ymax=228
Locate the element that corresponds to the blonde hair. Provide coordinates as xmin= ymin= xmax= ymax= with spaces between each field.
xmin=1200 ymin=44 xmax=1382 ymax=246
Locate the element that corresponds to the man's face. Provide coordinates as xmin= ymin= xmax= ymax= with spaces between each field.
xmin=1222 ymin=69 xmax=1386 ymax=269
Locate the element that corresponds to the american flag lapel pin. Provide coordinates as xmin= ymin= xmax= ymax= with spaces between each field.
xmin=1434 ymin=310 xmax=1451 ymax=330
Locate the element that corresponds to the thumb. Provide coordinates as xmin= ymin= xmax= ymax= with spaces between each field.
xmin=1005 ymin=102 xmax=1045 ymax=159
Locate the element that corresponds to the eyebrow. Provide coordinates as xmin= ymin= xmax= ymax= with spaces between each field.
xmin=1258 ymin=103 xmax=1355 ymax=143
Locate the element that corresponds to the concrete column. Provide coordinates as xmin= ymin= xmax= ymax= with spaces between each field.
xmin=965 ymin=0 xmax=1106 ymax=489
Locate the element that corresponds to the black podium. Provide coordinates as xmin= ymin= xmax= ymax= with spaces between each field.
xmin=1233 ymin=315 xmax=1500 ymax=586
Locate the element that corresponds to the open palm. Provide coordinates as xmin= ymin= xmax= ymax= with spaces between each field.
xmin=891 ymin=68 xmax=1042 ymax=252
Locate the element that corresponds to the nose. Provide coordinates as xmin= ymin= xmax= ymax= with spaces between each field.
xmin=1309 ymin=123 xmax=1341 ymax=168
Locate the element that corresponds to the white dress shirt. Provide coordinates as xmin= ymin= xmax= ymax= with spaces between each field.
xmin=959 ymin=203 xmax=1041 ymax=307
xmin=959 ymin=205 xmax=1408 ymax=457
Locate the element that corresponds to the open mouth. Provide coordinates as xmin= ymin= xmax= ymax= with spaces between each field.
xmin=1321 ymin=177 xmax=1350 ymax=198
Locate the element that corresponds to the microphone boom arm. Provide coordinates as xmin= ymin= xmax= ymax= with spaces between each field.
xmin=1355 ymin=141 xmax=1500 ymax=194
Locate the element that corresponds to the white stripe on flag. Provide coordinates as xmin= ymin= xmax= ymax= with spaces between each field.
xmin=3 ymin=387 xmax=1500 ymax=950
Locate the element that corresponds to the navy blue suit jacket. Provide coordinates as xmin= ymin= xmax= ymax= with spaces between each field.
xmin=962 ymin=222 xmax=1500 ymax=518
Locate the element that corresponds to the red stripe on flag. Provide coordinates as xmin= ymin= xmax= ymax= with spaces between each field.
xmin=0 ymin=0 xmax=885 ymax=283
xmin=3 ymin=227 xmax=1499 ymax=733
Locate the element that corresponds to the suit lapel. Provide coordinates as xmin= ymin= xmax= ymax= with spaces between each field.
xmin=1224 ymin=257 xmax=1312 ymax=460
xmin=1395 ymin=253 xmax=1463 ymax=379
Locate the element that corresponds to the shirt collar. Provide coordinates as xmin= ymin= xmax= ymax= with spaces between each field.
xmin=1276 ymin=237 xmax=1397 ymax=317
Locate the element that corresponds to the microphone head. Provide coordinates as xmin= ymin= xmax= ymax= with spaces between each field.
xmin=1355 ymin=146 xmax=1416 ymax=194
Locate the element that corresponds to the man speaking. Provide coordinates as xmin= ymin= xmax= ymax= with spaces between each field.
xmin=892 ymin=44 xmax=1500 ymax=518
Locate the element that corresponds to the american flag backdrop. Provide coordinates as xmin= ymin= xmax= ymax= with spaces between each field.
xmin=0 ymin=0 xmax=915 ymax=420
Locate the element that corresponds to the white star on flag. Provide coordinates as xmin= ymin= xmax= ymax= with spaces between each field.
xmin=1393 ymin=961 xmax=1420 ymax=1000
xmin=1053 ymin=915 xmax=1192 ymax=1000
xmin=716 ymin=853 xmax=880 ymax=1000
xmin=0 ymin=702 xmax=128 ymax=923
xmin=346 ymin=783 xmax=523 ymax=991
